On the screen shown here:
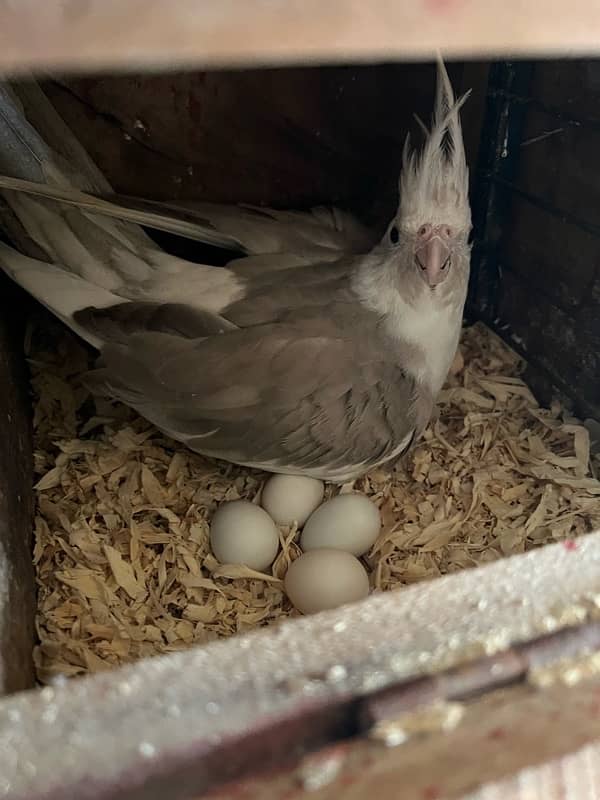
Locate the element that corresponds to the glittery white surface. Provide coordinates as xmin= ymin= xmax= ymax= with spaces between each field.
xmin=462 ymin=740 xmax=600 ymax=800
xmin=2 ymin=532 xmax=600 ymax=798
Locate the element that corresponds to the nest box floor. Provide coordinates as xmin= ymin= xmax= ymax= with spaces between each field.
xmin=27 ymin=317 xmax=600 ymax=683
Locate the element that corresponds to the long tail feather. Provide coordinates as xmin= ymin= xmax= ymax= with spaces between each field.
xmin=0 ymin=172 xmax=375 ymax=256
xmin=0 ymin=82 xmax=108 ymax=193
xmin=0 ymin=80 xmax=373 ymax=263
xmin=0 ymin=241 xmax=122 ymax=348
xmin=0 ymin=174 xmax=243 ymax=249
xmin=0 ymin=81 xmax=158 ymax=281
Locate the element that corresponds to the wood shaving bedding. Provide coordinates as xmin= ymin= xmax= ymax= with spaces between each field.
xmin=27 ymin=316 xmax=600 ymax=683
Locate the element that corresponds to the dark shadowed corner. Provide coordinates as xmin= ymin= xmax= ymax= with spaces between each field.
xmin=0 ymin=270 xmax=36 ymax=694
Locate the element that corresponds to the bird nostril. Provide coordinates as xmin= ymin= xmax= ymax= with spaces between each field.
xmin=418 ymin=224 xmax=430 ymax=239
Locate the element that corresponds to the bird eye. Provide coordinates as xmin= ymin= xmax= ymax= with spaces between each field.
xmin=389 ymin=225 xmax=399 ymax=245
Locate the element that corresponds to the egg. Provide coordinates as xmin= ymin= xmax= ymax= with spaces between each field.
xmin=284 ymin=549 xmax=370 ymax=614
xmin=261 ymin=474 xmax=325 ymax=526
xmin=300 ymin=493 xmax=381 ymax=556
xmin=210 ymin=500 xmax=280 ymax=571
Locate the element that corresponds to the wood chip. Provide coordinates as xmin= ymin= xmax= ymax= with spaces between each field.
xmin=28 ymin=315 xmax=600 ymax=683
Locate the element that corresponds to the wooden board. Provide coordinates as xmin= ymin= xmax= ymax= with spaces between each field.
xmin=471 ymin=60 xmax=600 ymax=422
xmin=517 ymin=108 xmax=600 ymax=232
xmin=492 ymin=268 xmax=600 ymax=419
xmin=460 ymin=741 xmax=600 ymax=800
xmin=501 ymin=198 xmax=597 ymax=314
xmin=198 ymin=678 xmax=600 ymax=800
xmin=1 ymin=1 xmax=600 ymax=74
xmin=2 ymin=532 xmax=600 ymax=799
xmin=528 ymin=59 xmax=600 ymax=122
xmin=0 ymin=276 xmax=36 ymax=694
xmin=38 ymin=62 xmax=466 ymax=224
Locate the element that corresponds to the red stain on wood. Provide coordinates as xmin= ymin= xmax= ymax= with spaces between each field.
xmin=563 ymin=539 xmax=578 ymax=550
xmin=488 ymin=727 xmax=506 ymax=740
xmin=279 ymin=789 xmax=301 ymax=800
xmin=423 ymin=786 xmax=442 ymax=800
xmin=423 ymin=0 xmax=459 ymax=12
xmin=588 ymin=700 xmax=600 ymax=715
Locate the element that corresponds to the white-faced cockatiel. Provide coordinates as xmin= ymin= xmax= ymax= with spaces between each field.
xmin=0 ymin=59 xmax=472 ymax=482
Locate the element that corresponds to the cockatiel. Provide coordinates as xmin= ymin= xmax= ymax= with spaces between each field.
xmin=0 ymin=59 xmax=472 ymax=482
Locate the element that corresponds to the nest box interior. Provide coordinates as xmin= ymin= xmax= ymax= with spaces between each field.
xmin=0 ymin=55 xmax=599 ymax=800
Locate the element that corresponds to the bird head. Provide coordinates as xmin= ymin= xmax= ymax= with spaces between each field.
xmin=380 ymin=57 xmax=472 ymax=298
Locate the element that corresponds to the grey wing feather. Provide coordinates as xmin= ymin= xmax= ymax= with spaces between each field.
xmin=75 ymin=302 xmax=238 ymax=343
xmin=75 ymin=304 xmax=419 ymax=478
xmin=179 ymin=201 xmax=377 ymax=256
xmin=105 ymin=198 xmax=376 ymax=256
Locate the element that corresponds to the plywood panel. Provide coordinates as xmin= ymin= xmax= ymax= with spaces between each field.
xmin=461 ymin=741 xmax=600 ymax=800
xmin=500 ymin=197 xmax=598 ymax=313
xmin=38 ymin=62 xmax=466 ymax=226
xmin=3 ymin=533 xmax=600 ymax=799
xmin=516 ymin=108 xmax=600 ymax=231
xmin=528 ymin=59 xmax=600 ymax=121
xmin=472 ymin=60 xmax=600 ymax=421
xmin=495 ymin=269 xmax=600 ymax=418
xmin=0 ymin=276 xmax=36 ymax=695
xmin=1 ymin=1 xmax=600 ymax=75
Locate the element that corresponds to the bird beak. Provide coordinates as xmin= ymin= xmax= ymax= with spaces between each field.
xmin=415 ymin=237 xmax=451 ymax=288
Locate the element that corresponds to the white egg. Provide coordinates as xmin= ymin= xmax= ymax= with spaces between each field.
xmin=284 ymin=549 xmax=370 ymax=614
xmin=300 ymin=493 xmax=381 ymax=556
xmin=210 ymin=500 xmax=280 ymax=571
xmin=261 ymin=474 xmax=325 ymax=526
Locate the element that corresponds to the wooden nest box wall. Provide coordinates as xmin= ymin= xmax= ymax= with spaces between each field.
xmin=1 ymin=9 xmax=600 ymax=799
xmin=40 ymin=64 xmax=465 ymax=234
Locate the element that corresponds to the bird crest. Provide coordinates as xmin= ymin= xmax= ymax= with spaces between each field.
xmin=399 ymin=56 xmax=471 ymax=234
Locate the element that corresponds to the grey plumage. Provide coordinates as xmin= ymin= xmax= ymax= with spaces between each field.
xmin=76 ymin=294 xmax=424 ymax=481
xmin=0 ymin=60 xmax=472 ymax=482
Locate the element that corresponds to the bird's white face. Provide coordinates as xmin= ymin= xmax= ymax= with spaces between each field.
xmin=379 ymin=216 xmax=471 ymax=305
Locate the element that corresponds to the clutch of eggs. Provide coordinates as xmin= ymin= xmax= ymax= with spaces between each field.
xmin=209 ymin=475 xmax=381 ymax=615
